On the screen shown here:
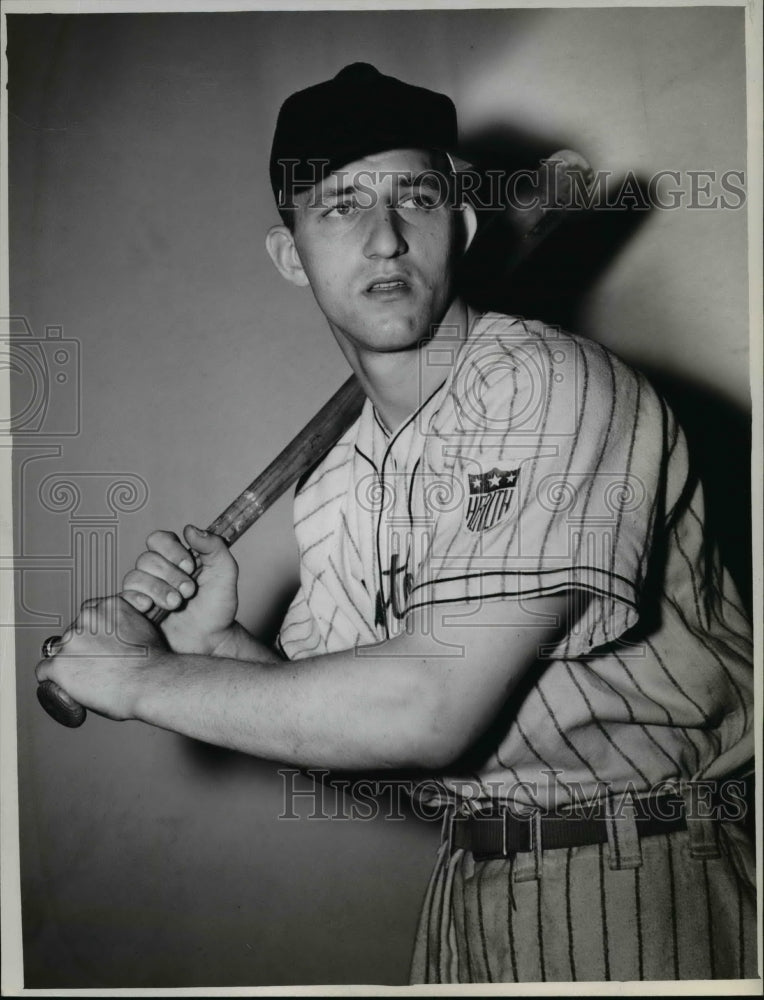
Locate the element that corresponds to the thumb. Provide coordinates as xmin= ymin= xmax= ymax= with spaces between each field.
xmin=183 ymin=524 xmax=231 ymax=567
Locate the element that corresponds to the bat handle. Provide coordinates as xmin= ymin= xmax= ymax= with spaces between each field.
xmin=37 ymin=562 xmax=197 ymax=727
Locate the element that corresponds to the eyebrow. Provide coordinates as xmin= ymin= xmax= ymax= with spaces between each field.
xmin=321 ymin=185 xmax=358 ymax=201
xmin=320 ymin=173 xmax=444 ymax=198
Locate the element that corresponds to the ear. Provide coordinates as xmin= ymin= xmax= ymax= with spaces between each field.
xmin=265 ymin=225 xmax=310 ymax=287
xmin=459 ymin=200 xmax=478 ymax=255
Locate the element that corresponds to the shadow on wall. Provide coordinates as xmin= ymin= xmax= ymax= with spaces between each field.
xmin=459 ymin=125 xmax=752 ymax=613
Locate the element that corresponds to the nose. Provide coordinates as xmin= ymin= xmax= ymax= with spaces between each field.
xmin=363 ymin=207 xmax=408 ymax=259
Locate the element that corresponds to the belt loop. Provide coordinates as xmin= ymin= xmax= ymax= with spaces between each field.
xmin=605 ymin=792 xmax=642 ymax=870
xmin=683 ymin=781 xmax=721 ymax=859
xmin=513 ymin=810 xmax=543 ymax=883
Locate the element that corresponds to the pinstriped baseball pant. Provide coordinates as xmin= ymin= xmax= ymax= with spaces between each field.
xmin=410 ymin=819 xmax=757 ymax=983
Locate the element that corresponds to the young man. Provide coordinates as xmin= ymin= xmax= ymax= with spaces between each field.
xmin=37 ymin=63 xmax=755 ymax=983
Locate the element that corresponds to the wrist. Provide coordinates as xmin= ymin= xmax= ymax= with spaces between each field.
xmin=209 ymin=621 xmax=249 ymax=659
xmin=211 ymin=622 xmax=282 ymax=663
xmin=127 ymin=646 xmax=176 ymax=723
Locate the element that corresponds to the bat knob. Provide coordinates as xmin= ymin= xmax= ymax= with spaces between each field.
xmin=36 ymin=680 xmax=87 ymax=728
xmin=38 ymin=638 xmax=87 ymax=727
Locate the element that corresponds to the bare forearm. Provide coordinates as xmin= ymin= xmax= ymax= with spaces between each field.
xmin=131 ymin=646 xmax=437 ymax=769
xmin=211 ymin=621 xmax=282 ymax=663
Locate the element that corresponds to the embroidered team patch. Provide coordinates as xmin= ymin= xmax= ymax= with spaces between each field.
xmin=466 ymin=468 xmax=519 ymax=532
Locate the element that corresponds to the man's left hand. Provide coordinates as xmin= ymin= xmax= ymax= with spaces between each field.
xmin=35 ymin=596 xmax=170 ymax=721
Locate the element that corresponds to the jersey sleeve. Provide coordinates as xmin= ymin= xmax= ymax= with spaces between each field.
xmin=407 ymin=323 xmax=669 ymax=657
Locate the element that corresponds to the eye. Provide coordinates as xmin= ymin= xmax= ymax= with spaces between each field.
xmin=324 ymin=201 xmax=357 ymax=218
xmin=398 ymin=190 xmax=439 ymax=211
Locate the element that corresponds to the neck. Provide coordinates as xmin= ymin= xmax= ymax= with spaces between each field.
xmin=333 ymin=299 xmax=472 ymax=433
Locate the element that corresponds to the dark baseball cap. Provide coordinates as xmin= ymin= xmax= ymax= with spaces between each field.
xmin=269 ymin=62 xmax=458 ymax=207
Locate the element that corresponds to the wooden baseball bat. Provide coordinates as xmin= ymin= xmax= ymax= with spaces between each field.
xmin=38 ymin=149 xmax=592 ymax=728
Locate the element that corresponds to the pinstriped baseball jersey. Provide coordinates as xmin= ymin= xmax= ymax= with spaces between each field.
xmin=277 ymin=312 xmax=753 ymax=808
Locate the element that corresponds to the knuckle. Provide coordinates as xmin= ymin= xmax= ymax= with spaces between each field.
xmin=135 ymin=551 xmax=156 ymax=573
xmin=147 ymin=529 xmax=175 ymax=549
xmin=122 ymin=569 xmax=141 ymax=590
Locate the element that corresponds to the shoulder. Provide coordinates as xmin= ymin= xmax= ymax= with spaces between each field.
xmin=443 ymin=312 xmax=651 ymax=436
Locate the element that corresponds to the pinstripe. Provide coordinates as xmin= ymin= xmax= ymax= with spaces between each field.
xmin=537 ymin=871 xmax=546 ymax=981
xmin=324 ymin=605 xmax=339 ymax=647
xmin=571 ymin=344 xmax=617 ymax=571
xmin=610 ymin=808 xmax=622 ymax=868
xmin=538 ymin=338 xmax=589 ymax=567
xmin=299 ymin=455 xmax=352 ymax=492
xmin=635 ymin=388 xmax=671 ymax=588
xmin=305 ymin=568 xmax=325 ymax=603
xmin=635 ymin=862 xmax=644 ymax=980
xmin=286 ymin=315 xmax=754 ymax=987
xmin=663 ymin=589 xmax=748 ymax=743
xmin=507 ymin=856 xmax=519 ymax=982
xmin=564 ymin=663 xmax=651 ymax=785
xmin=702 ymin=858 xmax=716 ymax=978
xmin=672 ymin=519 xmax=711 ymax=632
xmin=279 ymin=613 xmax=313 ymax=636
xmin=536 ymin=683 xmax=607 ymax=785
xmin=735 ymin=852 xmax=745 ymax=977
xmin=288 ymin=631 xmax=323 ymax=657
xmin=505 ymin=333 xmax=556 ymax=552
xmin=475 ymin=863 xmax=493 ymax=982
xmin=512 ymin=718 xmax=575 ymax=802
xmin=459 ymin=853 xmax=474 ymax=982
xmin=420 ymin=852 xmax=440 ymax=982
xmin=612 ymin=648 xmax=703 ymax=771
xmin=590 ymin=660 xmax=684 ymax=775
xmin=609 ymin=371 xmax=641 ymax=576
xmin=668 ymin=561 xmax=751 ymax=737
xmin=339 ymin=510 xmax=363 ymax=566
xmin=643 ymin=635 xmax=718 ymax=735
xmin=493 ymin=745 xmax=541 ymax=806
xmin=326 ymin=555 xmax=367 ymax=624
xmin=686 ymin=502 xmax=748 ymax=618
xmin=432 ymin=475 xmax=483 ymax=585
xmin=294 ymin=489 xmax=346 ymax=528
xmin=432 ymin=856 xmax=446 ymax=984
xmin=497 ymin=354 xmax=519 ymax=466
xmin=301 ymin=529 xmax=333 ymax=557
xmin=565 ymin=848 xmax=577 ymax=980
xmin=598 ymin=842 xmax=611 ymax=979
xmin=370 ymin=380 xmax=448 ymax=639
xmin=667 ymin=834 xmax=679 ymax=978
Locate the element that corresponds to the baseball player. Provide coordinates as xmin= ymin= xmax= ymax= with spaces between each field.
xmin=36 ymin=64 xmax=756 ymax=983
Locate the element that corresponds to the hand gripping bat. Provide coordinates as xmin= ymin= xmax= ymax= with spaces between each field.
xmin=38 ymin=149 xmax=593 ymax=727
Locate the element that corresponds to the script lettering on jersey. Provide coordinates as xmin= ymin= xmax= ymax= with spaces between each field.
xmin=466 ymin=467 xmax=519 ymax=532
xmin=375 ymin=551 xmax=414 ymax=627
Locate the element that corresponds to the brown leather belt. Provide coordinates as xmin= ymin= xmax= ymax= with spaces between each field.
xmin=452 ymin=795 xmax=688 ymax=860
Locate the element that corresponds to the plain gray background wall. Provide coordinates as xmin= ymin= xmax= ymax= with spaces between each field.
xmin=8 ymin=8 xmax=749 ymax=988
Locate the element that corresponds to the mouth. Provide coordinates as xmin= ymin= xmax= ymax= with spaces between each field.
xmin=365 ymin=275 xmax=411 ymax=294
